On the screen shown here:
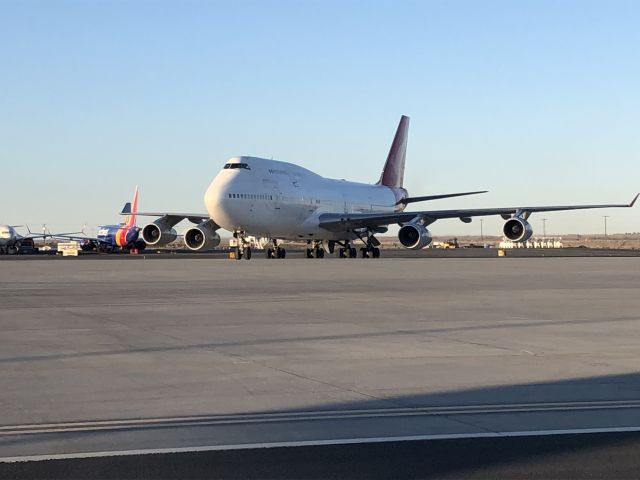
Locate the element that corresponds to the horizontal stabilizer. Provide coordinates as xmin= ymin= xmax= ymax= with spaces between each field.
xmin=397 ymin=190 xmax=488 ymax=205
xmin=120 ymin=202 xmax=132 ymax=215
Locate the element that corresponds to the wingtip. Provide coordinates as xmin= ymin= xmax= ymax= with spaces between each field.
xmin=630 ymin=193 xmax=639 ymax=207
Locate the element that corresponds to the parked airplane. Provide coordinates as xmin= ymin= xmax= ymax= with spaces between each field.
xmin=0 ymin=225 xmax=80 ymax=255
xmin=79 ymin=186 xmax=147 ymax=253
xmin=134 ymin=116 xmax=638 ymax=260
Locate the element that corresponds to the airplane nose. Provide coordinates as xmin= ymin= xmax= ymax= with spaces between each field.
xmin=204 ymin=181 xmax=228 ymax=219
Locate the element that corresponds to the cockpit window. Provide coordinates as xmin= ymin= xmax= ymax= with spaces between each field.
xmin=224 ymin=163 xmax=251 ymax=170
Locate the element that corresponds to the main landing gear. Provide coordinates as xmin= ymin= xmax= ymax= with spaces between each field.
xmin=305 ymin=240 xmax=325 ymax=259
xmin=310 ymin=236 xmax=381 ymax=259
xmin=338 ymin=243 xmax=357 ymax=259
xmin=352 ymin=230 xmax=381 ymax=259
xmin=265 ymin=239 xmax=286 ymax=259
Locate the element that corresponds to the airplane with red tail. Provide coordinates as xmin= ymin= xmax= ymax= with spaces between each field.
xmin=79 ymin=186 xmax=147 ymax=253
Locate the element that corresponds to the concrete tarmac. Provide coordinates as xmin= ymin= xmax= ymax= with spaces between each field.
xmin=1 ymin=257 xmax=640 ymax=471
xmin=2 ymin=246 xmax=640 ymax=260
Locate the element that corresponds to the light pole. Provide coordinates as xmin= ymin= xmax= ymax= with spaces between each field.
xmin=603 ymin=216 xmax=610 ymax=237
xmin=542 ymin=218 xmax=548 ymax=238
xmin=480 ymin=218 xmax=484 ymax=242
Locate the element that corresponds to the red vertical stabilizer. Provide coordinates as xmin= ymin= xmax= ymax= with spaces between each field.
xmin=377 ymin=115 xmax=409 ymax=188
xmin=124 ymin=186 xmax=139 ymax=228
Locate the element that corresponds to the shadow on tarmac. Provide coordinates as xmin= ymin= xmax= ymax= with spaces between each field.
xmin=3 ymin=432 xmax=640 ymax=479
xmin=2 ymin=372 xmax=640 ymax=479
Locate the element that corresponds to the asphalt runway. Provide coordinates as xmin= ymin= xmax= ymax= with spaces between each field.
xmin=1 ymin=257 xmax=640 ymax=477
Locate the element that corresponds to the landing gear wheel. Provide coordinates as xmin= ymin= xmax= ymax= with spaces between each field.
xmin=349 ymin=247 xmax=357 ymax=258
xmin=315 ymin=247 xmax=325 ymax=258
xmin=266 ymin=248 xmax=275 ymax=259
xmin=306 ymin=248 xmax=314 ymax=259
xmin=360 ymin=248 xmax=369 ymax=258
xmin=277 ymin=247 xmax=286 ymax=259
xmin=243 ymin=247 xmax=252 ymax=260
xmin=339 ymin=248 xmax=346 ymax=258
xmin=372 ymin=247 xmax=381 ymax=258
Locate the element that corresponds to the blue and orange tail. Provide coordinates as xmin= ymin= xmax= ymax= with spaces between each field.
xmin=377 ymin=115 xmax=409 ymax=188
xmin=121 ymin=186 xmax=139 ymax=228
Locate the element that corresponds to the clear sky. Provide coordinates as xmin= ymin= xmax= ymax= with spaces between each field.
xmin=1 ymin=0 xmax=638 ymax=236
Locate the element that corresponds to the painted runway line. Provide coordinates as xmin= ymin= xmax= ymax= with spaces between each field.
xmin=3 ymin=426 xmax=640 ymax=463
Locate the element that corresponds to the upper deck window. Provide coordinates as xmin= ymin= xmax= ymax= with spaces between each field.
xmin=224 ymin=162 xmax=251 ymax=170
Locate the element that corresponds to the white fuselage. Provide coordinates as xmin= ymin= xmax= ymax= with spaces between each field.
xmin=204 ymin=157 xmax=406 ymax=240
xmin=0 ymin=225 xmax=18 ymax=246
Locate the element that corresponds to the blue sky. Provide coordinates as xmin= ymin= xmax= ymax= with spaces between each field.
xmin=1 ymin=0 xmax=638 ymax=236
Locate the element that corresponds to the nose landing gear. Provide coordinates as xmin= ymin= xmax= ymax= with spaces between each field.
xmin=232 ymin=231 xmax=254 ymax=261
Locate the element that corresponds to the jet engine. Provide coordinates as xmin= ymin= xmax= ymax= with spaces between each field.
xmin=80 ymin=240 xmax=97 ymax=252
xmin=503 ymin=217 xmax=533 ymax=242
xmin=142 ymin=221 xmax=178 ymax=247
xmin=184 ymin=220 xmax=221 ymax=251
xmin=398 ymin=224 xmax=433 ymax=250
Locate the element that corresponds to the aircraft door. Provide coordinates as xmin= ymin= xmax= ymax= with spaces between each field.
xmin=263 ymin=179 xmax=281 ymax=212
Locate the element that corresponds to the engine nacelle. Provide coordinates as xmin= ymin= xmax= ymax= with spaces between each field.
xmin=80 ymin=240 xmax=97 ymax=252
xmin=503 ymin=217 xmax=533 ymax=242
xmin=142 ymin=221 xmax=177 ymax=247
xmin=398 ymin=224 xmax=433 ymax=250
xmin=184 ymin=220 xmax=221 ymax=251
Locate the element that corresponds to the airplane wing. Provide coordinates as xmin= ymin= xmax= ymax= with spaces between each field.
xmin=23 ymin=226 xmax=85 ymax=240
xmin=318 ymin=194 xmax=639 ymax=232
xmin=121 ymin=205 xmax=211 ymax=226
xmin=44 ymin=233 xmax=101 ymax=243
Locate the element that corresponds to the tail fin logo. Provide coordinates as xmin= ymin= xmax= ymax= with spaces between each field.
xmin=125 ymin=185 xmax=139 ymax=228
xmin=378 ymin=115 xmax=409 ymax=188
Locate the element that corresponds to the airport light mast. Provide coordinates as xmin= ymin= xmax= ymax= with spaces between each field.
xmin=603 ymin=215 xmax=610 ymax=237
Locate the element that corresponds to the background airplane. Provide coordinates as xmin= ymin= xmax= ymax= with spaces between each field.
xmin=0 ymin=225 xmax=82 ymax=255
xmin=76 ymin=186 xmax=147 ymax=253
xmin=132 ymin=116 xmax=638 ymax=260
